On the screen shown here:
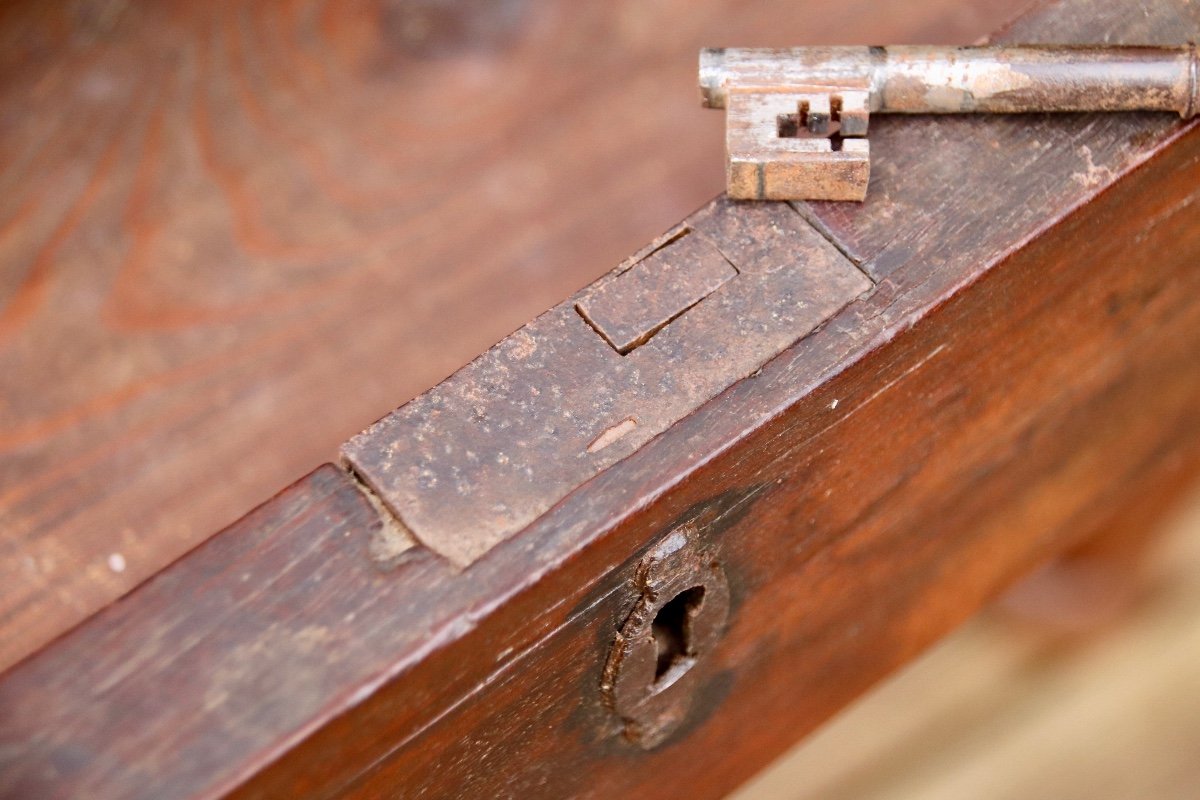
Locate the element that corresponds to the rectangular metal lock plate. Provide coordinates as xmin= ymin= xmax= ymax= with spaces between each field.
xmin=343 ymin=201 xmax=872 ymax=566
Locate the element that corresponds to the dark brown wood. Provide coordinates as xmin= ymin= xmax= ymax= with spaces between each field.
xmin=326 ymin=117 xmax=1200 ymax=800
xmin=0 ymin=0 xmax=1020 ymax=675
xmin=2 ymin=0 xmax=1198 ymax=798
xmin=0 ymin=465 xmax=435 ymax=799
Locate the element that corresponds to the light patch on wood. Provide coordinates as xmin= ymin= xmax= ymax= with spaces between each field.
xmin=505 ymin=330 xmax=538 ymax=361
xmin=1072 ymin=144 xmax=1119 ymax=189
xmin=368 ymin=517 xmax=418 ymax=567
xmin=588 ymin=417 xmax=638 ymax=453
xmin=341 ymin=460 xmax=421 ymax=569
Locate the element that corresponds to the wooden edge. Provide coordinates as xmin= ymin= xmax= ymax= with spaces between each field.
xmin=2 ymin=1 xmax=1198 ymax=797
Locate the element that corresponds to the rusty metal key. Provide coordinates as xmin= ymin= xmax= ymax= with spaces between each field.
xmin=700 ymin=44 xmax=1199 ymax=201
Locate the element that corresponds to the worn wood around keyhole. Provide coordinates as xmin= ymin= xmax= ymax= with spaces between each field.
xmin=602 ymin=527 xmax=731 ymax=748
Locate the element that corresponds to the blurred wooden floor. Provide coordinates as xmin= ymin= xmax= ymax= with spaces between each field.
xmin=736 ymin=484 xmax=1200 ymax=800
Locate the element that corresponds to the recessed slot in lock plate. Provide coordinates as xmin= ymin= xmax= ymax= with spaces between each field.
xmin=576 ymin=230 xmax=738 ymax=355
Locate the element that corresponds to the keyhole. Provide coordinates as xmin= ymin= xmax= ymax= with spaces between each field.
xmin=651 ymin=586 xmax=706 ymax=683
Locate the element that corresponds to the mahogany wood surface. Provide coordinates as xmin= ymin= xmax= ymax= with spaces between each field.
xmin=2 ymin=0 xmax=1198 ymax=798
xmin=0 ymin=0 xmax=1022 ymax=674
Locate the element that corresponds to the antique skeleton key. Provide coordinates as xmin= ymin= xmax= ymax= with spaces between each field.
xmin=700 ymin=45 xmax=1199 ymax=201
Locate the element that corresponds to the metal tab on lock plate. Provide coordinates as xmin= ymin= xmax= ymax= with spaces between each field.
xmin=342 ymin=200 xmax=871 ymax=566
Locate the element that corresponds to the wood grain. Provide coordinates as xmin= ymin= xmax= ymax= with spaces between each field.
xmin=0 ymin=0 xmax=1024 ymax=673
xmin=734 ymin=487 xmax=1200 ymax=800
xmin=2 ymin=1 xmax=1197 ymax=798
xmin=328 ymin=113 xmax=1200 ymax=799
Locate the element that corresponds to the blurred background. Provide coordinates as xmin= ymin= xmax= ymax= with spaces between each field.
xmin=2 ymin=1 xmax=1198 ymax=797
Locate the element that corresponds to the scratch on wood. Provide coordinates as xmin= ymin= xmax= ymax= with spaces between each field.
xmin=777 ymin=343 xmax=950 ymax=456
xmin=588 ymin=418 xmax=638 ymax=453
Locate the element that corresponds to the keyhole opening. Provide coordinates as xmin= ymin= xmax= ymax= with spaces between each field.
xmin=651 ymin=586 xmax=706 ymax=683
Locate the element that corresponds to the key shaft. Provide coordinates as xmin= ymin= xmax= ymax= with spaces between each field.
xmin=702 ymin=44 xmax=1199 ymax=201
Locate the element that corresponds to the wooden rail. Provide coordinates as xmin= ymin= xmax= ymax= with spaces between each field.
xmin=2 ymin=0 xmax=1198 ymax=797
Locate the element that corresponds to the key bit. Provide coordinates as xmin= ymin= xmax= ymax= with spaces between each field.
xmin=700 ymin=44 xmax=1200 ymax=201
